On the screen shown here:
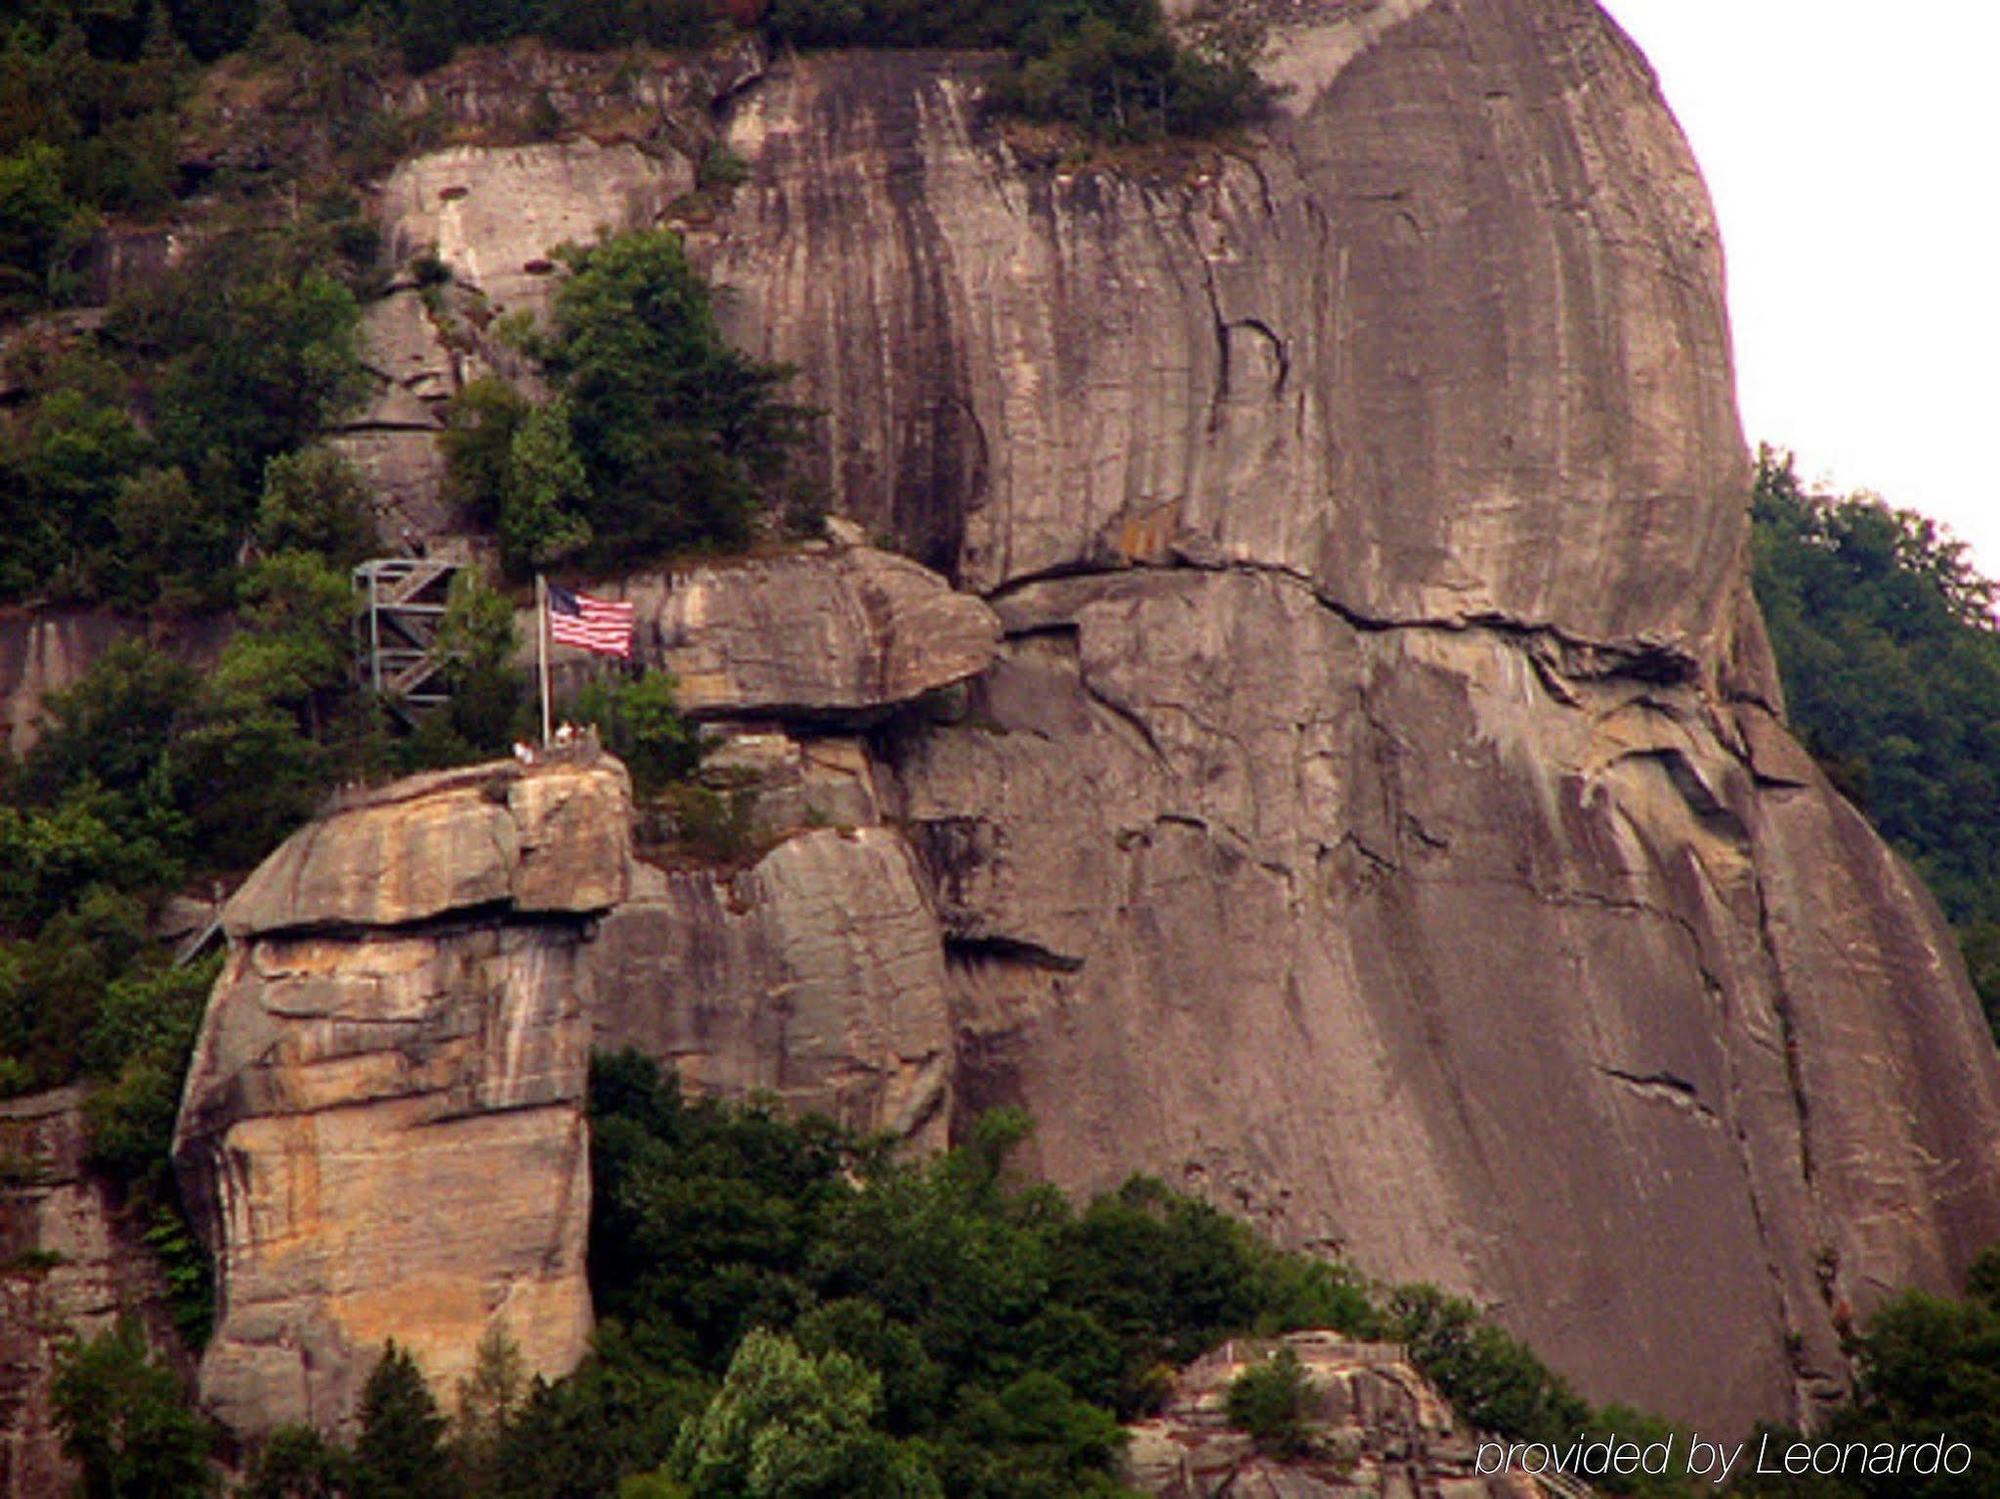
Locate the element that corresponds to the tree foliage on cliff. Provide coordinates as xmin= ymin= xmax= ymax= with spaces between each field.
xmin=442 ymin=230 xmax=805 ymax=574
xmin=766 ymin=0 xmax=1275 ymax=142
xmin=1749 ymin=448 xmax=2000 ymax=1036
xmin=53 ymin=1318 xmax=219 ymax=1498
xmin=0 ymin=0 xmax=1269 ymax=320
xmin=1732 ymin=1248 xmax=2000 ymax=1499
xmin=0 ymin=223 xmax=374 ymax=608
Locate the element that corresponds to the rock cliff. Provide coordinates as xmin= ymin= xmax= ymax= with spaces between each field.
xmin=1 ymin=1089 xmax=184 ymax=1499
xmin=161 ymin=0 xmax=2000 ymax=1443
xmin=667 ymin=0 xmax=1998 ymax=1434
xmin=173 ymin=757 xmax=629 ymax=1434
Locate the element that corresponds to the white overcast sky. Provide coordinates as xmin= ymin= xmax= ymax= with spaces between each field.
xmin=1599 ymin=1 xmax=2000 ymax=581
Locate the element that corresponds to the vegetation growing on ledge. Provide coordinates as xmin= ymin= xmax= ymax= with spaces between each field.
xmin=0 ymin=0 xmax=1271 ymax=316
xmin=443 ymin=230 xmax=807 ymax=577
xmin=765 ymin=0 xmax=1277 ymax=143
xmin=1749 ymin=447 xmax=2000 ymax=1037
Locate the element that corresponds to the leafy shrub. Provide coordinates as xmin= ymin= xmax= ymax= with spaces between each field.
xmin=431 ymin=571 xmax=527 ymax=758
xmin=53 ymin=1318 xmax=218 ymax=1498
xmin=499 ymin=397 xmax=594 ymax=571
xmin=442 ymin=377 xmax=532 ymax=529
xmin=1387 ymin=1284 xmax=1591 ymax=1446
xmin=668 ymin=1328 xmax=939 ymax=1498
xmin=1225 ymin=1345 xmax=1314 ymax=1458
xmin=1813 ymin=1261 xmax=2000 ymax=1497
xmin=767 ymin=0 xmax=1275 ymax=142
xmin=254 ymin=447 xmax=380 ymax=569
xmin=0 ymin=142 xmax=97 ymax=312
xmin=540 ymin=230 xmax=803 ymax=566
xmin=573 ymin=672 xmax=706 ymax=795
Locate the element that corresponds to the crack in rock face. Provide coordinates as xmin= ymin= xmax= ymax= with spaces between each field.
xmin=879 ymin=567 xmax=2000 ymax=1433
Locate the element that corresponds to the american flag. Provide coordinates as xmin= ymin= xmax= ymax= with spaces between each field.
xmin=546 ymin=582 xmax=635 ymax=658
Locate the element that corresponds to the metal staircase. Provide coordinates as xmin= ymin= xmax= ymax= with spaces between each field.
xmin=354 ymin=557 xmax=462 ymax=727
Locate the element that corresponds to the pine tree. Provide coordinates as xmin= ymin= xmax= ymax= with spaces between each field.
xmin=353 ymin=1341 xmax=456 ymax=1499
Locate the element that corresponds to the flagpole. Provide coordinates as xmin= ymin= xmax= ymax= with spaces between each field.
xmin=536 ymin=573 xmax=552 ymax=747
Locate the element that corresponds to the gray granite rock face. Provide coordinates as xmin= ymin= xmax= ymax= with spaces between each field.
xmin=378 ymin=140 xmax=692 ymax=322
xmin=592 ymin=828 xmax=954 ymax=1147
xmin=879 ymin=566 xmax=2000 ymax=1434
xmin=695 ymin=0 xmax=1747 ymax=669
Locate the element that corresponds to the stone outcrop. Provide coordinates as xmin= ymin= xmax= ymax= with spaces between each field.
xmin=378 ymin=140 xmax=692 ymax=322
xmin=1 ymin=1089 xmax=183 ymax=1499
xmin=0 ymin=610 xmax=229 ymax=758
xmin=174 ymin=725 xmax=968 ymax=1435
xmin=328 ymin=289 xmax=456 ymax=538
xmin=173 ymin=756 xmax=630 ymax=1436
xmin=601 ymin=546 xmax=1001 ymax=720
xmin=0 ymin=612 xmax=130 ymax=758
xmin=593 ymin=827 xmax=953 ymax=1147
xmin=1124 ymin=1333 xmax=1546 ymax=1498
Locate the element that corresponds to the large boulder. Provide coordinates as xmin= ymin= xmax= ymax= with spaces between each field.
xmin=540 ymin=546 xmax=1002 ymax=724
xmin=1123 ymin=1332 xmax=1548 ymax=1497
xmin=175 ymin=757 xmax=628 ymax=1436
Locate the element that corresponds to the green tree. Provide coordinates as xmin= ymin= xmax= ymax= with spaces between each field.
xmin=109 ymin=466 xmax=239 ymax=611
xmin=256 ymin=446 xmax=380 ymax=568
xmin=9 ymin=377 xmax=151 ymax=600
xmin=430 ymin=570 xmax=524 ymax=756
xmin=442 ymin=377 xmax=531 ymax=528
xmin=1225 ymin=1346 xmax=1313 ymax=1458
xmin=1818 ymin=1261 xmax=2000 ymax=1498
xmin=936 ymin=1370 xmax=1128 ymax=1497
xmin=147 ymin=258 xmax=368 ymax=493
xmin=571 ymin=671 xmax=704 ymax=795
xmin=668 ymin=1328 xmax=940 ymax=1499
xmin=1388 ymin=1284 xmax=1592 ymax=1445
xmin=1750 ymin=447 xmax=2000 ymax=1035
xmin=242 ymin=1424 xmax=355 ymax=1499
xmin=52 ymin=1318 xmax=217 ymax=1498
xmin=452 ymin=1324 xmax=527 ymax=1495
xmin=500 ymin=397 xmax=593 ymax=572
xmin=542 ymin=230 xmax=801 ymax=564
xmin=168 ymin=551 xmax=359 ymax=866
xmin=0 ymin=141 xmax=96 ymax=309
xmin=353 ymin=1342 xmax=456 ymax=1499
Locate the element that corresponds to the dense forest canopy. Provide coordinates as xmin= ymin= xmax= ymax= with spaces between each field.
xmin=1749 ymin=448 xmax=2000 ymax=1036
